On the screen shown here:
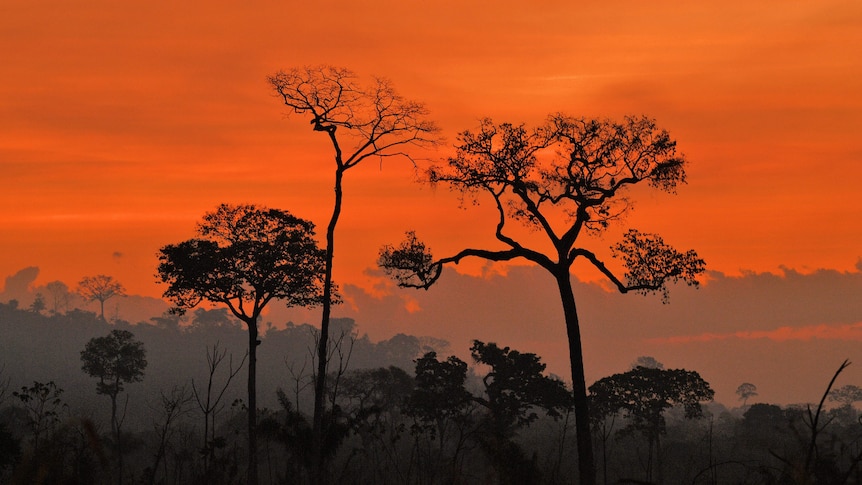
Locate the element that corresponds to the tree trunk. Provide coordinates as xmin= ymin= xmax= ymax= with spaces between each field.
xmin=247 ymin=319 xmax=259 ymax=485
xmin=110 ymin=391 xmax=122 ymax=485
xmin=555 ymin=270 xmax=596 ymax=485
xmin=313 ymin=165 xmax=344 ymax=483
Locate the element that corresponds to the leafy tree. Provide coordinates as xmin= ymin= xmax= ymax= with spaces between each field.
xmin=407 ymin=352 xmax=475 ymax=437
xmin=268 ymin=65 xmax=440 ymax=479
xmin=470 ymin=341 xmax=571 ymax=484
xmin=80 ymin=329 xmax=147 ymax=484
xmin=828 ymin=384 xmax=862 ymax=408
xmin=329 ymin=366 xmax=415 ymax=483
xmin=405 ymin=351 xmax=476 ymax=483
xmin=379 ymin=115 xmax=705 ymax=485
xmin=742 ymin=403 xmax=787 ymax=443
xmin=156 ymin=203 xmax=328 ymax=485
xmin=633 ymin=356 xmax=664 ymax=370
xmin=736 ymin=382 xmax=758 ymax=406
xmin=589 ymin=365 xmax=714 ymax=483
xmin=77 ymin=274 xmax=126 ymax=321
xmin=470 ymin=341 xmax=571 ymax=431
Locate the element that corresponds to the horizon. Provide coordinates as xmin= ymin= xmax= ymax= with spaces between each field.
xmin=4 ymin=261 xmax=861 ymax=408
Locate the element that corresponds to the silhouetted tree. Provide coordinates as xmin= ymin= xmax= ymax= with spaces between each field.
xmin=268 ymin=65 xmax=440 ymax=481
xmin=633 ymin=356 xmax=664 ymax=370
xmin=192 ymin=342 xmax=246 ymax=478
xmin=336 ymin=366 xmax=415 ymax=482
xmin=736 ymin=382 xmax=758 ymax=406
xmin=148 ymin=385 xmax=193 ymax=485
xmin=829 ymin=384 xmax=862 ymax=409
xmin=44 ymin=280 xmax=71 ymax=314
xmin=589 ymin=365 xmax=714 ymax=483
xmin=77 ymin=274 xmax=126 ymax=321
xmin=405 ymin=351 xmax=477 ymax=483
xmin=470 ymin=340 xmax=571 ymax=484
xmin=28 ymin=293 xmax=45 ymax=314
xmin=157 ymin=203 xmax=328 ymax=485
xmin=11 ymin=381 xmax=67 ymax=453
xmin=80 ymin=329 xmax=147 ymax=484
xmin=379 ymin=115 xmax=705 ymax=485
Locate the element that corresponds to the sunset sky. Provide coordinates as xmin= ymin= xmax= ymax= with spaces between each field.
xmin=2 ymin=1 xmax=861 ymax=404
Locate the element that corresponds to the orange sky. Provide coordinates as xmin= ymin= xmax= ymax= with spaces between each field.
xmin=1 ymin=2 xmax=860 ymax=294
xmin=2 ymin=1 xmax=862 ymax=404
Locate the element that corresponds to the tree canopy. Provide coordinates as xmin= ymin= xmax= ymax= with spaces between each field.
xmin=77 ymin=274 xmax=126 ymax=321
xmin=157 ymin=204 xmax=329 ymax=318
xmin=80 ymin=329 xmax=147 ymax=399
xmin=589 ymin=366 xmax=714 ymax=440
xmin=380 ymin=114 xmax=705 ymax=485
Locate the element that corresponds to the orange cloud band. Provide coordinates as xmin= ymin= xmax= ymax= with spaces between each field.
xmin=649 ymin=322 xmax=862 ymax=344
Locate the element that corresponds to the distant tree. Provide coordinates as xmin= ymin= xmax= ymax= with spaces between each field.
xmin=157 ymin=203 xmax=328 ymax=485
xmin=329 ymin=366 xmax=415 ymax=482
xmin=589 ymin=365 xmax=714 ymax=483
xmin=80 ymin=329 xmax=147 ymax=484
xmin=736 ymin=382 xmax=758 ymax=406
xmin=268 ymin=65 xmax=440 ymax=479
xmin=44 ymin=280 xmax=71 ymax=314
xmin=470 ymin=341 xmax=571 ymax=431
xmin=12 ymin=381 xmax=67 ymax=453
xmin=742 ymin=403 xmax=787 ymax=442
xmin=148 ymin=385 xmax=193 ymax=485
xmin=191 ymin=307 xmax=240 ymax=330
xmin=192 ymin=342 xmax=246 ymax=477
xmin=405 ymin=351 xmax=476 ymax=483
xmin=77 ymin=275 xmax=126 ymax=321
xmin=828 ymin=384 xmax=862 ymax=409
xmin=28 ymin=293 xmax=46 ymax=314
xmin=470 ymin=340 xmax=571 ymax=484
xmin=633 ymin=356 xmax=664 ymax=370
xmin=379 ymin=115 xmax=705 ymax=485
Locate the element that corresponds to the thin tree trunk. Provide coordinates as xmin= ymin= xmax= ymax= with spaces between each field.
xmin=247 ymin=319 xmax=259 ymax=485
xmin=110 ymin=391 xmax=124 ymax=485
xmin=313 ymin=165 xmax=344 ymax=483
xmin=556 ymin=270 xmax=596 ymax=485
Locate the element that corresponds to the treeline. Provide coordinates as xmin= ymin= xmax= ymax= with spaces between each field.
xmin=2 ymin=302 xmax=862 ymax=484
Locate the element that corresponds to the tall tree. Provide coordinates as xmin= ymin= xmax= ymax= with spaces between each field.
xmin=77 ymin=274 xmax=126 ymax=321
xmin=80 ymin=329 xmax=147 ymax=484
xmin=268 ymin=65 xmax=439 ymax=479
xmin=379 ymin=115 xmax=705 ymax=484
xmin=156 ymin=204 xmax=328 ymax=485
xmin=589 ymin=365 xmax=714 ymax=483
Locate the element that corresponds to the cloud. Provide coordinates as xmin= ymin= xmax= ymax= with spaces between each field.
xmin=322 ymin=262 xmax=862 ymax=404
xmin=1 ymin=266 xmax=40 ymax=300
xmin=649 ymin=322 xmax=862 ymax=344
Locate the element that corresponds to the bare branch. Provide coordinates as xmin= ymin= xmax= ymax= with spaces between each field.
xmin=378 ymin=231 xmax=551 ymax=289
